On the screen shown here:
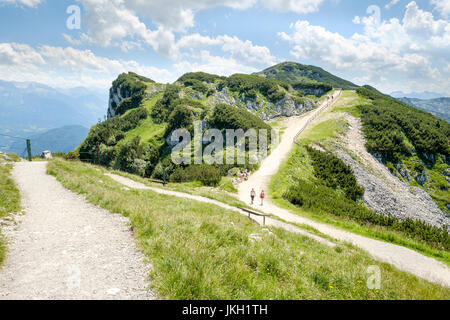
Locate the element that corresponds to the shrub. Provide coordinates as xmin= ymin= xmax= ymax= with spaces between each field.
xmin=292 ymin=81 xmax=332 ymax=97
xmin=130 ymin=158 xmax=147 ymax=177
xmin=208 ymin=104 xmax=271 ymax=133
xmin=170 ymin=164 xmax=221 ymax=186
xmin=183 ymin=79 xmax=208 ymax=94
xmin=306 ymin=146 xmax=364 ymax=201
xmin=165 ymin=105 xmax=194 ymax=137
xmin=64 ymin=150 xmax=80 ymax=160
xmin=177 ymin=72 xmax=225 ymax=84
xmin=223 ymin=74 xmax=287 ymax=103
xmin=99 ymin=144 xmax=116 ymax=167
xmin=113 ymin=137 xmax=143 ymax=174
xmin=151 ymin=85 xmax=180 ymax=123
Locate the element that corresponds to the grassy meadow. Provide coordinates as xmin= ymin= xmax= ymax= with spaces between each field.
xmin=46 ymin=158 xmax=450 ymax=299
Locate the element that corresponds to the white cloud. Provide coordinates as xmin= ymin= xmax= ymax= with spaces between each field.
xmin=66 ymin=0 xmax=324 ymax=57
xmin=279 ymin=1 xmax=450 ymax=94
xmin=125 ymin=0 xmax=257 ymax=32
xmin=0 ymin=43 xmax=45 ymax=67
xmin=385 ymin=0 xmax=401 ymax=10
xmin=174 ymin=51 xmax=259 ymax=77
xmin=62 ymin=34 xmax=82 ymax=46
xmin=431 ymin=0 xmax=450 ymax=18
xmin=176 ymin=34 xmax=277 ymax=68
xmin=260 ymin=0 xmax=324 ymax=14
xmin=0 ymin=0 xmax=42 ymax=8
xmin=0 ymin=43 xmax=174 ymax=89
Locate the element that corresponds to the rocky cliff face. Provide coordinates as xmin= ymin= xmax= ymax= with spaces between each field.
xmin=107 ymin=82 xmax=165 ymax=119
xmin=107 ymin=86 xmax=127 ymax=119
xmin=337 ymin=149 xmax=449 ymax=230
xmin=210 ymin=88 xmax=316 ymax=121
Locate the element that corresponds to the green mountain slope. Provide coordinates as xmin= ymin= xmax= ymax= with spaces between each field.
xmin=356 ymin=87 xmax=450 ymax=214
xmin=254 ymin=61 xmax=358 ymax=89
xmin=76 ymin=70 xmax=321 ymax=182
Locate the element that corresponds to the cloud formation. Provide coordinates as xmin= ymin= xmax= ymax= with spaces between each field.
xmin=279 ymin=1 xmax=450 ymax=94
xmin=0 ymin=43 xmax=174 ymax=88
xmin=431 ymin=0 xmax=450 ymax=18
xmin=0 ymin=0 xmax=42 ymax=8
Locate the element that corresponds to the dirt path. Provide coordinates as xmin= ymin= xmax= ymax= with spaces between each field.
xmin=237 ymin=91 xmax=450 ymax=287
xmin=105 ymin=173 xmax=335 ymax=247
xmin=0 ymin=161 xmax=155 ymax=300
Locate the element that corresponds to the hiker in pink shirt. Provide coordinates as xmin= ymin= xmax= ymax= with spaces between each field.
xmin=260 ymin=190 xmax=265 ymax=206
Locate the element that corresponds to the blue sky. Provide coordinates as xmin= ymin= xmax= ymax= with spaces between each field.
xmin=0 ymin=0 xmax=449 ymax=95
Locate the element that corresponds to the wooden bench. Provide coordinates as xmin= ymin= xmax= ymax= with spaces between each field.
xmin=148 ymin=178 xmax=166 ymax=185
xmin=238 ymin=207 xmax=270 ymax=226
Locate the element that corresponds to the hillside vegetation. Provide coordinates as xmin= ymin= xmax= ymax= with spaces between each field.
xmin=271 ymin=90 xmax=450 ymax=263
xmin=0 ymin=156 xmax=21 ymax=265
xmin=75 ymin=69 xmax=327 ymax=185
xmin=281 ymin=145 xmax=449 ymax=251
xmin=356 ymin=88 xmax=450 ymax=214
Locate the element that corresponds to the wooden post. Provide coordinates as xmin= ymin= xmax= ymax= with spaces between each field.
xmin=26 ymin=139 xmax=32 ymax=162
xmin=96 ymin=143 xmax=100 ymax=165
xmin=162 ymin=167 xmax=167 ymax=186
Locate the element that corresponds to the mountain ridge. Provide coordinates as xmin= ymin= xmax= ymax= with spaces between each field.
xmin=398 ymin=97 xmax=450 ymax=122
xmin=253 ymin=61 xmax=358 ymax=90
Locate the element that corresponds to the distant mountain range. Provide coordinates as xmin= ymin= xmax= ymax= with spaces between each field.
xmin=8 ymin=125 xmax=89 ymax=156
xmin=0 ymin=80 xmax=106 ymax=154
xmin=390 ymin=91 xmax=447 ymax=100
xmin=398 ymin=97 xmax=450 ymax=122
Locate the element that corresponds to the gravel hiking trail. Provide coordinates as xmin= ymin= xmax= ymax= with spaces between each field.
xmin=105 ymin=173 xmax=335 ymax=247
xmin=0 ymin=161 xmax=155 ymax=300
xmin=238 ymin=90 xmax=450 ymax=287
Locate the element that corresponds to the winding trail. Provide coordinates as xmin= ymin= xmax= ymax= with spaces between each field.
xmin=0 ymin=161 xmax=154 ymax=300
xmin=105 ymin=173 xmax=335 ymax=247
xmin=237 ymin=90 xmax=450 ymax=287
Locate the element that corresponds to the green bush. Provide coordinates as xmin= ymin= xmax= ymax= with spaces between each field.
xmin=130 ymin=158 xmax=147 ymax=177
xmin=113 ymin=137 xmax=144 ymax=175
xmin=64 ymin=150 xmax=80 ymax=160
xmin=170 ymin=164 xmax=222 ymax=186
xmin=208 ymin=104 xmax=271 ymax=132
xmin=151 ymin=85 xmax=180 ymax=123
xmin=306 ymin=146 xmax=364 ymax=201
xmin=177 ymin=72 xmax=225 ymax=84
xmin=165 ymin=105 xmax=194 ymax=137
xmin=183 ymin=79 xmax=208 ymax=94
xmin=222 ymin=74 xmax=287 ymax=103
xmin=292 ymin=81 xmax=332 ymax=97
xmin=99 ymin=144 xmax=116 ymax=167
